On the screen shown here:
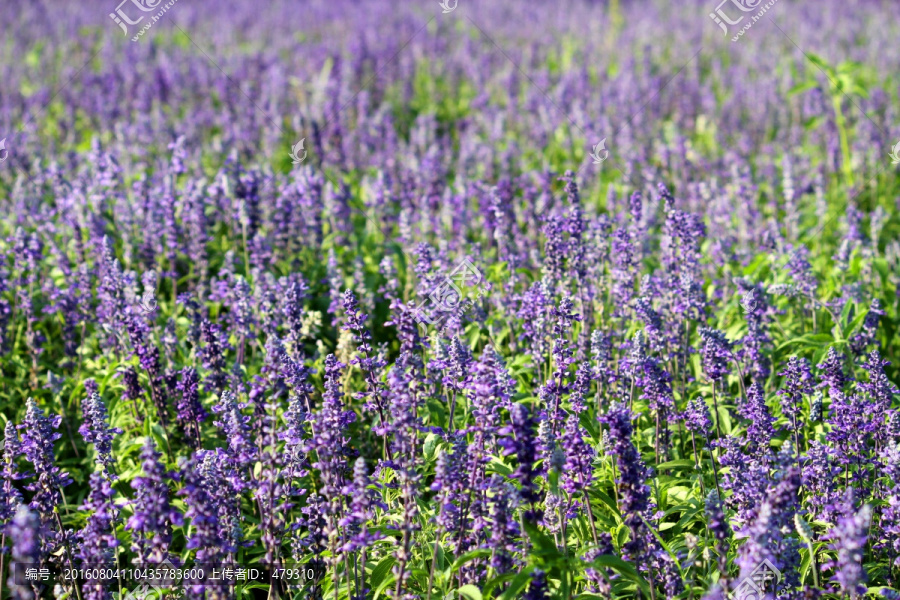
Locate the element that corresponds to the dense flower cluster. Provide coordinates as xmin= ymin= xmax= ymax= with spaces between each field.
xmin=0 ymin=1 xmax=898 ymax=599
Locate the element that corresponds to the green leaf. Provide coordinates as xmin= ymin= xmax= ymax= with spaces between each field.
xmin=589 ymin=489 xmax=621 ymax=520
xmin=786 ymin=81 xmax=820 ymax=97
xmin=487 ymin=456 xmax=513 ymax=476
xmin=615 ymin=522 xmax=629 ymax=550
xmin=839 ymin=299 xmax=855 ymax=327
xmin=434 ymin=542 xmax=445 ymax=573
xmin=716 ymin=403 xmax=732 ymax=436
xmin=671 ymin=506 xmax=703 ymax=535
xmin=457 ymin=584 xmax=483 ymax=600
xmin=423 ymin=433 xmax=439 ymax=461
xmin=803 ymin=115 xmax=826 ymax=131
xmin=799 ymin=545 xmax=812 ymax=583
xmin=373 ymin=574 xmax=397 ymax=600
xmin=483 ymin=572 xmax=519 ymax=598
xmin=498 ymin=572 xmax=531 ymax=600
xmin=368 ymin=556 xmax=396 ymax=592
xmin=640 ymin=515 xmax=685 ymax=578
xmin=655 ymin=459 xmax=697 ymax=472
xmin=587 ymin=555 xmax=651 ymax=597
xmin=805 ymin=53 xmax=832 ymax=74
xmin=776 ymin=333 xmax=834 ymax=351
xmin=450 ymin=549 xmax=491 ymax=572
xmin=844 ymin=307 xmax=870 ymax=338
xmin=149 ymin=424 xmax=169 ymax=460
xmin=522 ymin=521 xmax=561 ymax=560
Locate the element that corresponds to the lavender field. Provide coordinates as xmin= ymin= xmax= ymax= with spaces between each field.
xmin=1 ymin=0 xmax=900 ymax=598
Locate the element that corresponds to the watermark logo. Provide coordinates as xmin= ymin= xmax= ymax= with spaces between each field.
xmin=414 ymin=258 xmax=486 ymax=332
xmin=139 ymin=290 xmax=158 ymax=315
xmin=120 ymin=559 xmax=184 ymax=600
xmin=109 ymin=0 xmax=161 ymax=35
xmin=110 ymin=0 xmax=180 ymax=41
xmin=890 ymin=140 xmax=900 ymax=165
xmin=438 ymin=0 xmax=458 ymax=14
xmin=122 ymin=582 xmax=185 ymax=600
xmin=289 ymin=139 xmax=308 ymax=164
xmin=590 ymin=139 xmax=609 ymax=164
xmin=730 ymin=559 xmax=784 ymax=600
xmin=710 ymin=0 xmax=779 ymax=41
xmin=0 ymin=138 xmax=8 ymax=163
xmin=709 ymin=0 xmax=759 ymax=34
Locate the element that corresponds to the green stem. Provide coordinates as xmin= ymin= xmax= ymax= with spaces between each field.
xmin=426 ymin=529 xmax=442 ymax=600
xmin=808 ymin=542 xmax=820 ymax=588
xmin=832 ymin=94 xmax=854 ymax=187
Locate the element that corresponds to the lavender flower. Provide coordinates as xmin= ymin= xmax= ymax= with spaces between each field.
xmin=487 ymin=479 xmax=519 ymax=575
xmin=199 ymin=319 xmax=230 ymax=393
xmin=126 ymin=439 xmax=182 ymax=564
xmin=706 ymin=491 xmax=731 ymax=572
xmin=76 ymin=473 xmax=118 ymax=600
xmin=601 ymin=402 xmax=651 ymax=561
xmin=498 ymin=403 xmax=542 ymax=522
xmin=778 ymin=357 xmax=813 ymax=443
xmin=343 ymin=289 xmax=388 ymax=436
xmin=341 ymin=458 xmax=379 ymax=553
xmin=211 ymin=390 xmax=254 ymax=468
xmin=562 ymin=413 xmax=594 ymax=495
xmin=2 ymin=422 xmax=24 ymax=525
xmin=817 ymin=347 xmax=847 ymax=400
xmin=859 ymin=350 xmax=899 ymax=416
xmin=175 ymin=367 xmax=207 ymax=448
xmin=826 ymin=494 xmax=872 ymax=598
xmin=699 ymin=327 xmax=733 ymax=382
xmin=524 ymin=569 xmax=549 ymax=600
xmin=197 ymin=449 xmax=246 ymax=556
xmin=432 ymin=437 xmax=468 ymax=555
xmin=281 ymin=351 xmax=312 ymax=481
xmin=849 ymin=298 xmax=883 ymax=356
xmin=120 ymin=367 xmax=145 ymax=423
xmin=735 ymin=467 xmax=802 ymax=594
xmin=6 ymin=506 xmax=42 ymax=600
xmin=178 ymin=454 xmax=225 ymax=565
xmin=682 ymin=397 xmax=711 ymax=438
xmin=307 ymin=354 xmax=355 ymax=575
xmin=78 ymin=392 xmax=121 ymax=479
xmin=736 ymin=277 xmax=772 ymax=378
xmin=19 ymin=400 xmax=71 ymax=520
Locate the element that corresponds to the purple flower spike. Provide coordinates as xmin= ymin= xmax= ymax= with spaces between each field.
xmin=2 ymin=422 xmax=24 ymax=525
xmin=778 ymin=357 xmax=813 ymax=435
xmin=498 ymin=403 xmax=542 ymax=522
xmin=524 ymin=569 xmax=549 ymax=600
xmin=77 ymin=473 xmax=119 ymax=600
xmin=19 ymin=399 xmax=71 ymax=520
xmin=127 ymin=438 xmax=182 ymax=564
xmin=562 ymin=413 xmax=594 ymax=495
xmin=212 ymin=390 xmax=254 ymax=468
xmin=682 ymin=397 xmax=712 ymax=437
xmin=826 ymin=493 xmax=872 ymax=598
xmin=600 ymin=402 xmax=651 ymax=561
xmin=739 ymin=381 xmax=776 ymax=455
xmin=6 ymin=505 xmax=42 ymax=600
xmin=817 ymin=347 xmax=847 ymax=400
xmin=175 ymin=367 xmax=207 ymax=448
xmin=699 ymin=327 xmax=733 ymax=382
xmin=79 ymin=392 xmax=122 ymax=479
